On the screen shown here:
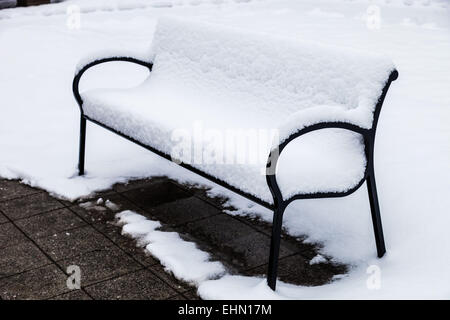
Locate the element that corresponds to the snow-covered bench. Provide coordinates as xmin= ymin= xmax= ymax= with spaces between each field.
xmin=73 ymin=17 xmax=398 ymax=290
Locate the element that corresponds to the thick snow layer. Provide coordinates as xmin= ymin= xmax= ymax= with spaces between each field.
xmin=309 ymin=254 xmax=327 ymax=265
xmin=82 ymin=87 xmax=368 ymax=202
xmin=75 ymin=49 xmax=150 ymax=76
xmin=148 ymin=17 xmax=394 ymax=128
xmin=116 ymin=211 xmax=226 ymax=285
xmin=1 ymin=0 xmax=450 ymax=299
xmin=81 ymin=17 xmax=389 ymax=202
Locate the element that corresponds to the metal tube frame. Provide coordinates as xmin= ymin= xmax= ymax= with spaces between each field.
xmin=73 ymin=57 xmax=398 ymax=291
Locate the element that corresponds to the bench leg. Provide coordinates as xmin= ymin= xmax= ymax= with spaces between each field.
xmin=367 ymin=172 xmax=386 ymax=258
xmin=267 ymin=206 xmax=285 ymax=291
xmin=78 ymin=116 xmax=86 ymax=176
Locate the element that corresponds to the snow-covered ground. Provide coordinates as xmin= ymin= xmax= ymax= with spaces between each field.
xmin=116 ymin=210 xmax=226 ymax=285
xmin=1 ymin=0 xmax=449 ymax=299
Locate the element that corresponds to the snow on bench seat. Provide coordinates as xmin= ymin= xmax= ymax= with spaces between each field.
xmin=80 ymin=17 xmax=395 ymax=205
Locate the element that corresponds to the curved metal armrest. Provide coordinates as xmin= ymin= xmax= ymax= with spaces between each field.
xmin=72 ymin=56 xmax=153 ymax=112
xmin=266 ymin=121 xmax=370 ymax=207
xmin=266 ymin=69 xmax=399 ymax=206
xmin=276 ymin=121 xmax=368 ymax=154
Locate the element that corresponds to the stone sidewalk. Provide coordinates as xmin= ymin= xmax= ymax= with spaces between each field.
xmin=0 ymin=177 xmax=346 ymax=300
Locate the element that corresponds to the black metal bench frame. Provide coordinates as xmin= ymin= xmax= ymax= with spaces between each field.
xmin=73 ymin=56 xmax=398 ymax=291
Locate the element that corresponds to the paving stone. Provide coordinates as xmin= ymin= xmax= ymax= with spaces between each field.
xmin=56 ymin=246 xmax=142 ymax=286
xmin=85 ymin=188 xmax=117 ymax=199
xmin=236 ymin=215 xmax=317 ymax=258
xmin=93 ymin=221 xmax=158 ymax=267
xmin=49 ymin=289 xmax=92 ymax=300
xmin=235 ymin=215 xmax=273 ymax=236
xmin=0 ymin=212 xmax=8 ymax=224
xmin=167 ymin=294 xmax=186 ymax=300
xmin=183 ymin=290 xmax=201 ymax=300
xmin=180 ymin=214 xmax=250 ymax=245
xmin=0 ymin=241 xmax=51 ymax=278
xmin=85 ymin=269 xmax=177 ymax=300
xmin=147 ymin=196 xmax=222 ymax=227
xmin=71 ymin=193 xmax=142 ymax=225
xmin=15 ymin=208 xmax=86 ymax=240
xmin=66 ymin=191 xmax=118 ymax=210
xmin=56 ymin=198 xmax=75 ymax=207
xmin=0 ymin=192 xmax=64 ymax=221
xmin=69 ymin=204 xmax=116 ymax=225
xmin=248 ymin=253 xmax=347 ymax=287
xmin=0 ymin=179 xmax=41 ymax=202
xmin=121 ymin=180 xmax=191 ymax=209
xmin=0 ymin=222 xmax=28 ymax=249
xmin=34 ymin=225 xmax=113 ymax=261
xmin=185 ymin=186 xmax=232 ymax=210
xmin=179 ymin=214 xmax=294 ymax=270
xmin=113 ymin=177 xmax=168 ymax=193
xmin=279 ymin=254 xmax=347 ymax=286
xmin=149 ymin=264 xmax=194 ymax=293
xmin=0 ymin=264 xmax=67 ymax=300
xmin=131 ymin=249 xmax=160 ymax=267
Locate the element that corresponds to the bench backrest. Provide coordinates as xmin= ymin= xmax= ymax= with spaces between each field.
xmin=148 ymin=17 xmax=395 ymax=128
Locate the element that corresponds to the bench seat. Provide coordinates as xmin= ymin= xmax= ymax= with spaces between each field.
xmin=82 ymin=84 xmax=367 ymax=205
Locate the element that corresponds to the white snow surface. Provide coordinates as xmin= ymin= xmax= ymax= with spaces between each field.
xmin=116 ymin=210 xmax=226 ymax=285
xmin=1 ymin=0 xmax=450 ymax=299
xmin=147 ymin=17 xmax=394 ymax=128
xmin=309 ymin=254 xmax=328 ymax=265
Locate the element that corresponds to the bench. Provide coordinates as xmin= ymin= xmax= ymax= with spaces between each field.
xmin=73 ymin=17 xmax=398 ymax=290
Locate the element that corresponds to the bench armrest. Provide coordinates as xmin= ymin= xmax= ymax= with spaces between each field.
xmin=74 ymin=50 xmax=152 ymax=77
xmin=266 ymin=107 xmax=372 ymax=205
xmin=275 ymin=105 xmax=370 ymax=151
xmin=73 ymin=50 xmax=153 ymax=111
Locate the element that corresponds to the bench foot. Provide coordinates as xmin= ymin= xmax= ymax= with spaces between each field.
xmin=367 ymin=173 xmax=386 ymax=258
xmin=78 ymin=116 xmax=86 ymax=176
xmin=267 ymin=205 xmax=285 ymax=291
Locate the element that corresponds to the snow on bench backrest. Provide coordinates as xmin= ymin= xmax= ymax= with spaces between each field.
xmin=149 ymin=17 xmax=395 ymax=129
